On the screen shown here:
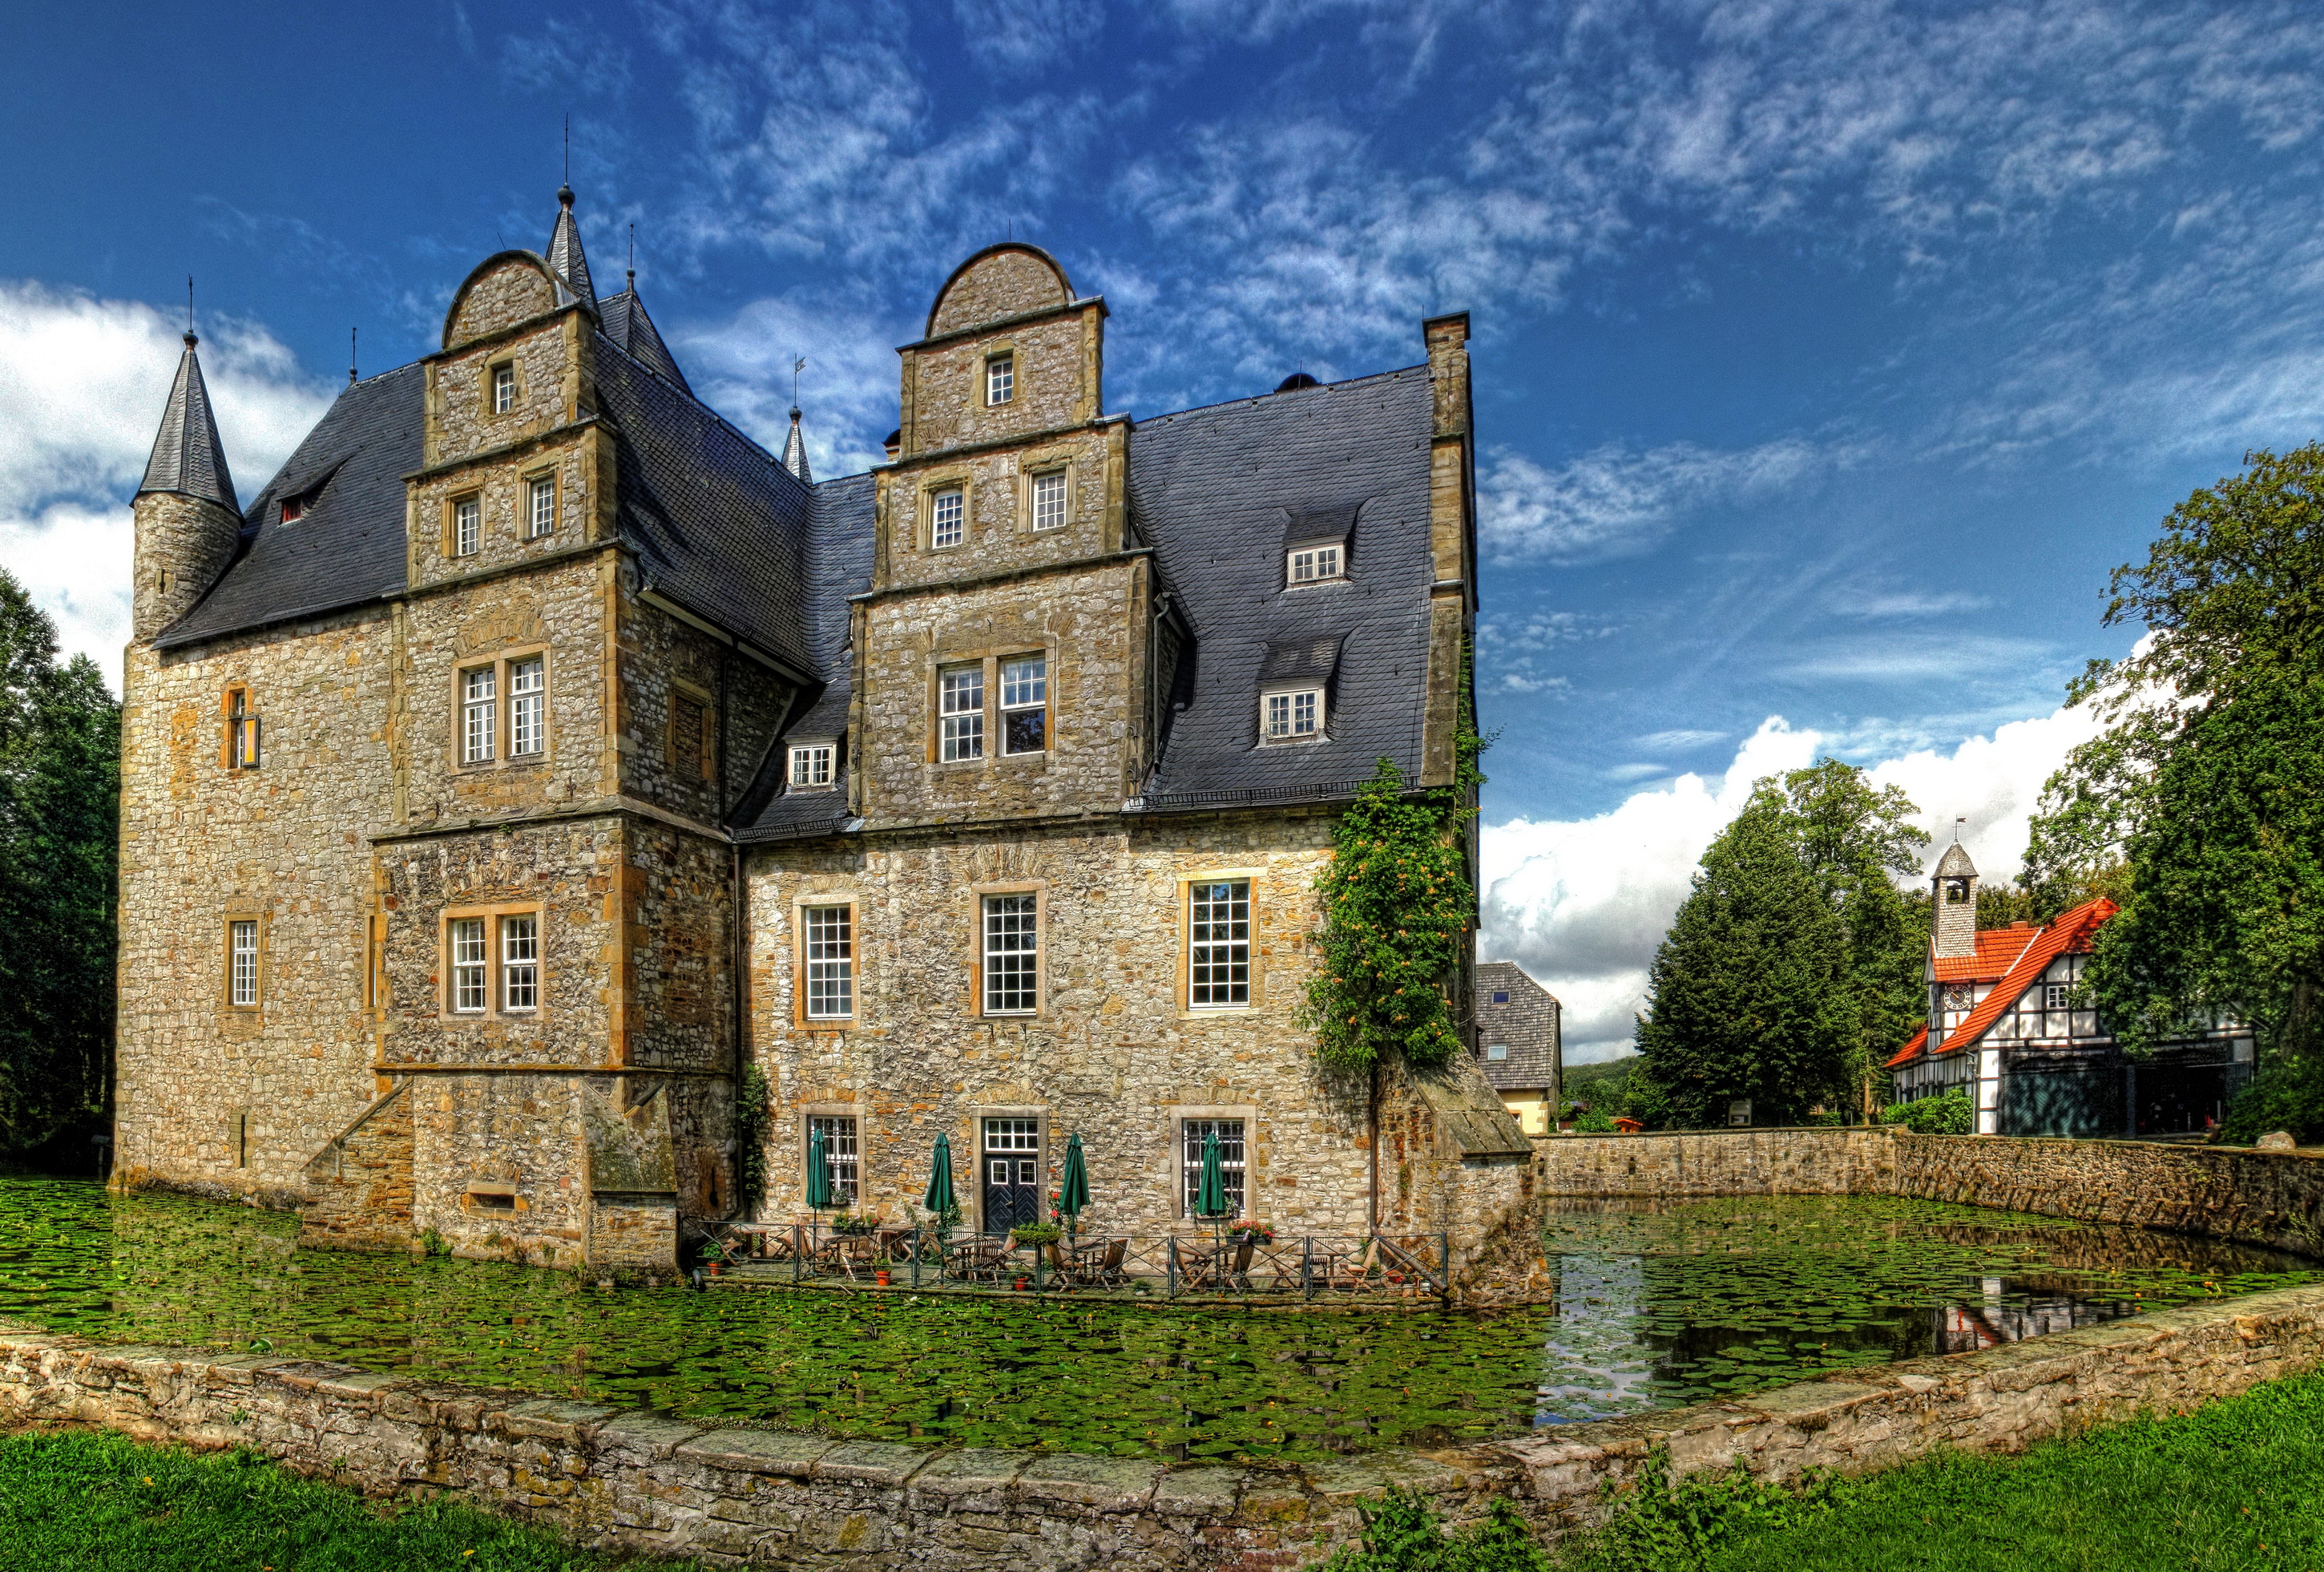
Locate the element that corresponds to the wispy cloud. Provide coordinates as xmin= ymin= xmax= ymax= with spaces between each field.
xmin=1479 ymin=437 xmax=1843 ymax=564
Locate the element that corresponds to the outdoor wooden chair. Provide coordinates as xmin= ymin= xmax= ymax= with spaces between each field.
xmin=1327 ymin=1239 xmax=1381 ymax=1293
xmin=1074 ymin=1236 xmax=1128 ymax=1288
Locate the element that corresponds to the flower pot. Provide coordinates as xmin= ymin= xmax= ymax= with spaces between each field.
xmin=708 ymin=1263 xmax=722 ymax=1276
xmin=875 ymin=1270 xmax=892 ymax=1287
xmin=1014 ymin=1275 xmax=1031 ymax=1291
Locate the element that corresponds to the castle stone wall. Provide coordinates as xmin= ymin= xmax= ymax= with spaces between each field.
xmin=446 ymin=259 xmax=558 ymax=350
xmin=877 ymin=425 xmax=1117 ymax=594
xmin=928 ymin=248 xmax=1071 ymax=337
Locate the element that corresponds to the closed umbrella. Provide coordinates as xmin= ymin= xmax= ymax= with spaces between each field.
xmin=805 ymin=1123 xmax=833 ymax=1212
xmin=1195 ymin=1128 xmax=1231 ymax=1254
xmin=923 ymin=1132 xmax=957 ymax=1243
xmin=1059 ymin=1132 xmax=1091 ymax=1247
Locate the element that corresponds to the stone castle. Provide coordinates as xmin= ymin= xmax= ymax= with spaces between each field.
xmin=115 ymin=187 xmax=1532 ymax=1272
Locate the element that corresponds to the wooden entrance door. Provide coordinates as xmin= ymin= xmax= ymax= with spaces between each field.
xmin=981 ymin=1117 xmax=1040 ymax=1235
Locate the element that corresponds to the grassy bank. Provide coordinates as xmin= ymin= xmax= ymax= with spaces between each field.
xmin=0 ymin=1428 xmax=700 ymax=1571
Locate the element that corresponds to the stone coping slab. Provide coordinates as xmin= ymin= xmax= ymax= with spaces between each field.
xmin=5 ymin=1279 xmax=2324 ymax=1566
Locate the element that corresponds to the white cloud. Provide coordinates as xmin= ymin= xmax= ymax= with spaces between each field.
xmin=675 ymin=295 xmax=904 ymax=479
xmin=1480 ymin=697 xmax=2104 ymax=1060
xmin=1478 ymin=437 xmax=1841 ymax=564
xmin=0 ymin=281 xmax=329 ymax=689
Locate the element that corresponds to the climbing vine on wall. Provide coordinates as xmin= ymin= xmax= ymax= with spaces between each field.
xmin=1305 ymin=661 xmax=1488 ymax=1074
xmin=734 ymin=1063 xmax=770 ymax=1213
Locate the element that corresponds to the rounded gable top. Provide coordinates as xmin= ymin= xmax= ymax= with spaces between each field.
xmin=442 ymin=250 xmax=565 ymax=351
xmin=926 ymin=242 xmax=1074 ymax=338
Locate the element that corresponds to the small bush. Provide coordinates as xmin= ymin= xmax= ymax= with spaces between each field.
xmin=1563 ymin=1449 xmax=1846 ymax=1571
xmin=1321 ymin=1489 xmax=1548 ymax=1572
xmin=2221 ymin=1052 xmax=2324 ymax=1145
xmin=1572 ymin=1109 xmax=1618 ymax=1134
xmin=1880 ymin=1087 xmax=1972 ymax=1134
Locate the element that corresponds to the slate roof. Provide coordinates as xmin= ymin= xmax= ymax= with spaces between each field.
xmin=155 ymin=363 xmax=422 ymax=649
xmin=599 ymin=288 xmax=692 ymax=395
xmin=732 ymin=471 xmax=874 ymax=843
xmin=545 ymin=190 xmax=597 ymax=310
xmin=139 ymin=335 xmax=240 ymax=515
xmin=1475 ymin=961 xmax=1561 ymax=1093
xmin=1129 ymin=367 xmax=1438 ymax=810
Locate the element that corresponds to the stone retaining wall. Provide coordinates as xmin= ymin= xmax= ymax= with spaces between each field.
xmin=1531 ymin=1127 xmax=1898 ymax=1198
xmin=11 ymin=1279 xmax=2324 ymax=1568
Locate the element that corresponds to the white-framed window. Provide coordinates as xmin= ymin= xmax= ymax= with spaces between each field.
xmin=940 ymin=664 xmax=985 ymax=761
xmin=1180 ymin=1117 xmax=1246 ymax=1218
xmin=1263 ymin=688 xmax=1321 ymax=741
xmin=808 ymin=1114 xmax=861 ymax=1206
xmin=986 ymin=354 xmax=1014 ymax=406
xmin=931 ymin=487 xmax=965 ymax=549
xmin=789 ymin=743 xmax=834 ymax=788
xmin=1288 ymin=543 xmax=1343 ymax=584
xmin=492 ymin=363 xmax=516 ymax=414
xmin=1486 ymin=1043 xmax=1508 ymax=1062
xmin=450 ymin=918 xmax=487 ymax=1013
xmin=1031 ymin=469 xmax=1067 ymax=531
xmin=804 ymin=904 xmax=853 ymax=1020
xmin=453 ymin=495 xmax=481 ymax=557
xmin=509 ymin=657 xmax=545 ymax=758
xmin=2044 ymin=983 xmax=2072 ymax=1012
xmin=527 ymin=475 xmax=555 ymax=538
xmin=462 ymin=665 xmax=496 ymax=763
xmin=1000 ymin=654 xmax=1047 ymax=755
xmin=228 ymin=920 xmax=259 ymax=1008
xmin=982 ymin=893 xmax=1039 ymax=1015
xmin=1188 ymin=879 xmax=1250 ymax=1008
xmin=502 ymin=914 xmax=539 ymax=1012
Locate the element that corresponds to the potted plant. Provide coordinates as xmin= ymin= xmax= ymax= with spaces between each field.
xmin=1010 ymin=1222 xmax=1062 ymax=1247
xmin=1229 ymin=1223 xmax=1274 ymax=1247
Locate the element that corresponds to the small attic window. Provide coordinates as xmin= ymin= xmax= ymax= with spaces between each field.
xmin=1256 ymin=635 xmax=1342 ymax=746
xmin=1263 ymin=689 xmax=1321 ymax=741
xmin=789 ymin=742 xmax=835 ymax=790
xmin=1287 ymin=543 xmax=1342 ymax=584
xmin=492 ymin=362 xmax=517 ymax=414
xmin=986 ymin=354 xmax=1015 ymax=406
xmin=279 ymin=494 xmax=305 ymax=525
xmin=1491 ymin=990 xmax=1511 ymax=1004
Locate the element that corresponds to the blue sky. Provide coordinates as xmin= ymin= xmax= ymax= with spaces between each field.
xmin=4 ymin=0 xmax=2318 ymax=1054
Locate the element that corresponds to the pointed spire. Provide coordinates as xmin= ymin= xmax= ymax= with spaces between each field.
xmin=781 ymin=406 xmax=812 ymax=483
xmin=138 ymin=330 xmax=240 ymax=516
xmin=544 ymin=184 xmax=597 ymax=311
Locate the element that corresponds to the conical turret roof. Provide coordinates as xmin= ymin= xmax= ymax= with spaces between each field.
xmin=545 ymin=185 xmax=597 ymax=310
xmin=1935 ymin=841 xmax=1977 ymax=878
xmin=781 ymin=407 xmax=811 ymax=483
xmin=138 ymin=332 xmax=240 ymax=515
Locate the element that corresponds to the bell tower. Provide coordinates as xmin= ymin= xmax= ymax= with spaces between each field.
xmin=1932 ymin=838 xmax=1979 ymax=960
xmin=131 ymin=330 xmax=242 ymax=640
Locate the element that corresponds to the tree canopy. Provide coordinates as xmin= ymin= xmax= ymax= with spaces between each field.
xmin=0 ymin=567 xmax=119 ymax=1162
xmin=1635 ymin=763 xmax=1927 ymax=1127
xmin=2026 ymin=446 xmax=2324 ymax=1117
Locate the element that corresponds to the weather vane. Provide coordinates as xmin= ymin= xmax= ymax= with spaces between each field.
xmin=792 ymin=357 xmax=806 ymax=408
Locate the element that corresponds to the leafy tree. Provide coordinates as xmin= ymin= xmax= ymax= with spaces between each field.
xmin=0 ymin=568 xmax=118 ymax=1161
xmin=2025 ymin=446 xmax=2324 ymax=1133
xmin=1636 ymin=764 xmax=1928 ymax=1127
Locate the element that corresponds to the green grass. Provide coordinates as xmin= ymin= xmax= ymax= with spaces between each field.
xmin=0 ymin=1429 xmax=703 ymax=1571
xmin=1557 ymin=1366 xmax=2324 ymax=1570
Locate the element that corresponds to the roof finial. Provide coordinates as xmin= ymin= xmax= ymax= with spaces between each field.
xmin=184 ymin=275 xmax=196 ymax=349
xmin=1955 ymin=815 xmax=1966 ymax=843
xmin=781 ymin=360 xmax=812 ymax=483
xmin=791 ymin=355 xmax=805 ymax=410
xmin=349 ymin=326 xmax=358 ymax=386
xmin=627 ymin=221 xmax=635 ymax=290
xmin=561 ymin=115 xmax=571 ymax=201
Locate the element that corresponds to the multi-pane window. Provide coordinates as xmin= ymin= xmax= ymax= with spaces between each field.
xmin=1264 ymin=689 xmax=1321 ymax=740
xmin=789 ymin=743 xmax=833 ymax=787
xmin=982 ymin=894 xmax=1039 ymax=1015
xmin=225 ymin=688 xmax=260 ymax=769
xmin=808 ymin=1114 xmax=861 ymax=1206
xmin=1188 ymin=879 xmax=1250 ymax=1008
xmin=527 ymin=475 xmax=555 ymax=538
xmin=462 ymin=666 xmax=496 ymax=763
xmin=453 ymin=495 xmax=481 ymax=557
xmin=931 ymin=487 xmax=965 ymax=548
xmin=228 ymin=920 xmax=259 ymax=1007
xmin=450 ymin=918 xmax=487 ymax=1013
xmin=493 ymin=363 xmax=516 ymax=413
xmin=1181 ymin=1118 xmax=1246 ymax=1218
xmin=1000 ymin=655 xmax=1047 ymax=754
xmin=986 ymin=354 xmax=1014 ymax=406
xmin=1288 ymin=544 xmax=1343 ymax=583
xmin=803 ymin=904 xmax=853 ymax=1020
xmin=2044 ymin=983 xmax=2072 ymax=1012
xmin=502 ymin=914 xmax=539 ymax=1011
xmin=1031 ymin=470 xmax=1067 ymax=531
xmin=940 ymin=665 xmax=985 ymax=761
xmin=509 ymin=657 xmax=545 ymax=758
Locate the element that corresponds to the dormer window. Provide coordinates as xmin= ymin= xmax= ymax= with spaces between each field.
xmin=986 ymin=354 xmax=1014 ymax=406
xmin=492 ymin=362 xmax=516 ymax=414
xmin=1288 ymin=542 xmax=1343 ymax=584
xmin=789 ymin=742 xmax=835 ymax=789
xmin=279 ymin=494 xmax=305 ymax=526
xmin=1264 ymin=688 xmax=1321 ymax=741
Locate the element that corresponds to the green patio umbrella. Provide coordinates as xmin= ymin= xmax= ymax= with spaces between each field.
xmin=805 ymin=1124 xmax=833 ymax=1213
xmin=1195 ymin=1128 xmax=1231 ymax=1249
xmin=922 ymin=1132 xmax=957 ymax=1235
xmin=1059 ymin=1132 xmax=1091 ymax=1245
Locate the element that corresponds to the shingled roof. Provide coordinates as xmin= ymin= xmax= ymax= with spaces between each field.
xmin=599 ymin=288 xmax=691 ymax=394
xmin=138 ymin=333 xmax=240 ymax=515
xmin=1475 ymin=961 xmax=1561 ymax=1092
xmin=1130 ymin=367 xmax=1437 ymax=809
xmin=1887 ymin=898 xmax=2120 ymax=1068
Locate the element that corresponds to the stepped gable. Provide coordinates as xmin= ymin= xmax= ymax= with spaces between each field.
xmin=732 ymin=471 xmax=874 ymax=842
xmin=155 ymin=364 xmax=423 ymax=649
xmin=139 ymin=332 xmax=240 ymax=514
xmin=589 ymin=336 xmax=817 ymax=678
xmin=1129 ymin=366 xmax=1438 ymax=807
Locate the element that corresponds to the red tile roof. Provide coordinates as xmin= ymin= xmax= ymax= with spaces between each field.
xmin=1931 ymin=925 xmax=2038 ymax=981
xmin=1885 ymin=1024 xmax=1929 ymax=1070
xmin=1932 ymin=898 xmax=2118 ymax=1057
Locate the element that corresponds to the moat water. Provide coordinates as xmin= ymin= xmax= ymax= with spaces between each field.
xmin=0 ymin=1179 xmax=2313 ymax=1461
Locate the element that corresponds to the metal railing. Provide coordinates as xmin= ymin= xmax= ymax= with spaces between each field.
xmin=694 ymin=1221 xmax=1451 ymax=1303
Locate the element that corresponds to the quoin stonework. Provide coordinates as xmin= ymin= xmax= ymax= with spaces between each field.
xmin=114 ymin=188 xmax=1531 ymax=1275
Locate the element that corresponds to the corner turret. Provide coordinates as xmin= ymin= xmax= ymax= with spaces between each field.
xmin=131 ymin=330 xmax=242 ymax=641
